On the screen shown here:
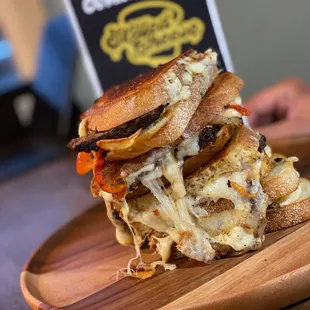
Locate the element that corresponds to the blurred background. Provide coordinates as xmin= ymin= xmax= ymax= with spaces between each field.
xmin=1 ymin=0 xmax=310 ymax=180
xmin=46 ymin=0 xmax=310 ymax=107
xmin=1 ymin=2 xmax=310 ymax=309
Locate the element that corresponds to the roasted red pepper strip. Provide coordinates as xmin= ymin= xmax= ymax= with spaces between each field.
xmin=227 ymin=104 xmax=250 ymax=116
xmin=76 ymin=152 xmax=94 ymax=175
xmin=93 ymin=150 xmax=127 ymax=198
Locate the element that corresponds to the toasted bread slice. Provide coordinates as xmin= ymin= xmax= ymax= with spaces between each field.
xmin=69 ymin=70 xmax=244 ymax=157
xmin=82 ymin=49 xmax=218 ymax=133
xmin=90 ymin=125 xmax=234 ymax=198
xmin=261 ymin=153 xmax=299 ymax=201
xmin=104 ymin=54 xmax=219 ymax=160
xmin=83 ymin=50 xmax=191 ymax=133
xmin=186 ymin=126 xmax=266 ymax=190
xmin=182 ymin=125 xmax=235 ymax=177
xmin=184 ymin=72 xmax=244 ymax=136
xmin=266 ymin=178 xmax=310 ymax=233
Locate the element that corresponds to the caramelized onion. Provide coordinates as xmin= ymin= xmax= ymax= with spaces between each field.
xmin=96 ymin=129 xmax=142 ymax=151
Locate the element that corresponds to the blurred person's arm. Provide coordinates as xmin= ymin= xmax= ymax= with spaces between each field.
xmin=245 ymin=78 xmax=310 ymax=139
xmin=0 ymin=0 xmax=46 ymax=80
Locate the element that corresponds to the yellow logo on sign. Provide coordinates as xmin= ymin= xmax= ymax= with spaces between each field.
xmin=100 ymin=1 xmax=205 ymax=67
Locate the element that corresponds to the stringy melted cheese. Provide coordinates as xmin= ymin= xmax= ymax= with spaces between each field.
xmin=97 ymin=90 xmax=269 ymax=277
xmin=153 ymin=236 xmax=174 ymax=263
xmin=107 ymin=130 xmax=269 ymax=276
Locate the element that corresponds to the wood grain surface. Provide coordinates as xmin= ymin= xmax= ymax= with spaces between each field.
xmin=21 ymin=205 xmax=310 ymax=310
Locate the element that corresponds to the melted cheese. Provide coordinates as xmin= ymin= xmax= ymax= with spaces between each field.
xmin=164 ymin=51 xmax=217 ymax=106
xmin=223 ymin=95 xmax=242 ymax=118
xmin=264 ymin=145 xmax=272 ymax=158
xmin=121 ymin=200 xmax=143 ymax=276
xmin=126 ymin=164 xmax=156 ymax=186
xmin=99 ymin=111 xmax=270 ymax=274
xmin=213 ymin=226 xmax=260 ymax=251
xmin=137 ymin=177 xmax=216 ymax=262
xmin=233 ymin=95 xmax=242 ymax=105
xmin=278 ymin=179 xmax=310 ymax=207
xmin=99 ymin=190 xmax=114 ymax=202
xmin=78 ymin=118 xmax=88 ymax=137
xmin=126 ymin=148 xmax=188 ymax=199
xmin=133 ymin=209 xmax=170 ymax=233
xmin=153 ymin=236 xmax=174 ymax=263
xmin=288 ymin=156 xmax=299 ymax=163
xmin=115 ymin=228 xmax=133 ymax=246
xmin=140 ymin=178 xmax=181 ymax=228
xmin=279 ymin=185 xmax=302 ymax=207
xmin=199 ymin=172 xmax=253 ymax=211
xmin=223 ymin=109 xmax=242 ymax=118
xmin=139 ymin=180 xmax=215 ymax=262
xmin=121 ymin=148 xmax=267 ymax=266
xmin=182 ymin=72 xmax=193 ymax=85
xmin=162 ymin=152 xmax=186 ymax=199
xmin=165 ymin=72 xmax=182 ymax=100
xmin=178 ymin=50 xmax=217 ymax=74
xmin=164 ymin=71 xmax=191 ymax=105
xmin=176 ymin=134 xmax=200 ymax=160
xmin=151 ymin=261 xmax=176 ymax=271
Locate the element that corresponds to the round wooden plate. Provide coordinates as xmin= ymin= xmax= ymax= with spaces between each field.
xmin=21 ymin=203 xmax=310 ymax=310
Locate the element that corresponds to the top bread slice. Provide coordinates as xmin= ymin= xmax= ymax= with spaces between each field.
xmin=82 ymin=49 xmax=218 ymax=133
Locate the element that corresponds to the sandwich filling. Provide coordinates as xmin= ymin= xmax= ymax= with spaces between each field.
xmin=101 ymin=127 xmax=269 ymax=278
xmin=88 ymin=94 xmax=244 ymax=199
xmin=68 ymin=49 xmax=260 ymax=279
xmin=69 ymin=49 xmax=218 ymax=154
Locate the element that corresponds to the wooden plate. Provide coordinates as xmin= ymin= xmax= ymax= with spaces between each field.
xmin=21 ymin=203 xmax=310 ymax=310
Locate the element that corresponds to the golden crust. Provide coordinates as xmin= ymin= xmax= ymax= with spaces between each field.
xmin=104 ymin=65 xmax=218 ymax=161
xmin=266 ymin=197 xmax=310 ymax=233
xmin=187 ymin=126 xmax=260 ymax=182
xmin=215 ymin=125 xmax=260 ymax=161
xmin=184 ymin=72 xmax=244 ymax=136
xmin=183 ymin=126 xmax=234 ymax=176
xmin=199 ymin=199 xmax=235 ymax=214
xmin=83 ymin=49 xmax=198 ymax=132
xmin=261 ymin=155 xmax=299 ymax=201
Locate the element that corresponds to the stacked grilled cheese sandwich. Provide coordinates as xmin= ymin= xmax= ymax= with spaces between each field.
xmin=69 ymin=49 xmax=310 ymax=279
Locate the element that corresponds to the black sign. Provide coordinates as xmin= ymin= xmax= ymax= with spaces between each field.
xmin=65 ymin=0 xmax=233 ymax=95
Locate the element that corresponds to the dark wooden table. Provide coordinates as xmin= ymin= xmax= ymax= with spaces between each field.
xmin=1 ymin=136 xmax=310 ymax=309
